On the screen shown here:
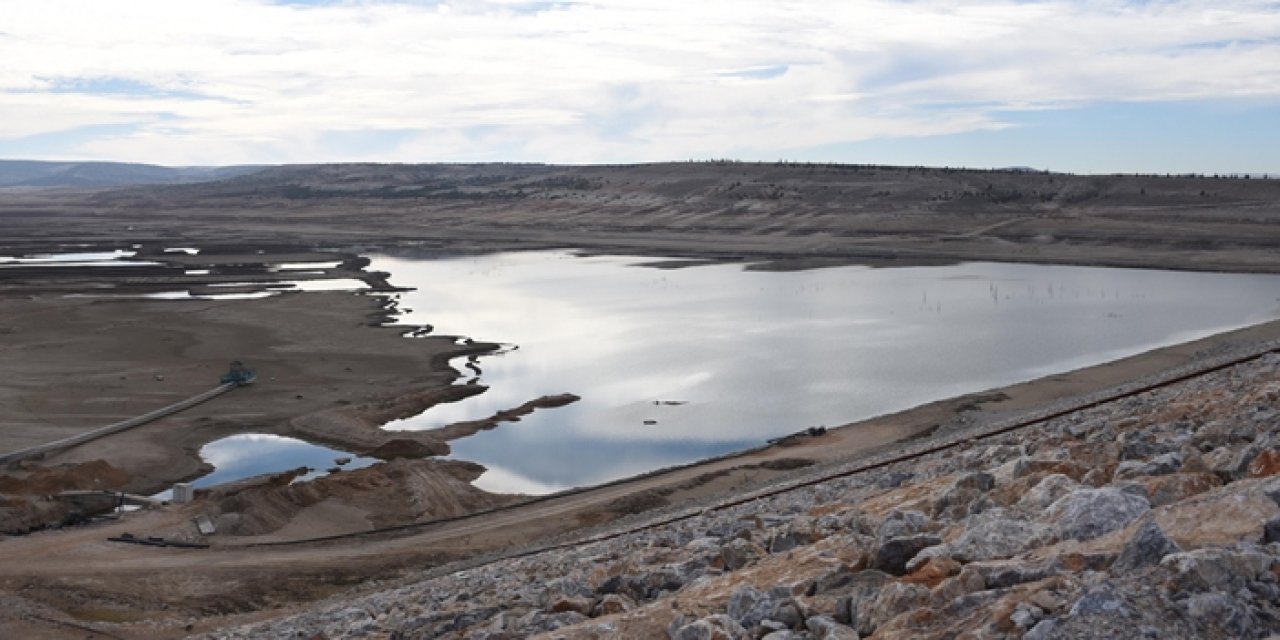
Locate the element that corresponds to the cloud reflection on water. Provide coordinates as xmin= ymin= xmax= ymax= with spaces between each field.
xmin=374 ymin=251 xmax=1280 ymax=492
xmin=193 ymin=434 xmax=375 ymax=489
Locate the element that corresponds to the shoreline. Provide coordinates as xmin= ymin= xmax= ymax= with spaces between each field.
xmin=0 ymin=313 xmax=1277 ymax=638
xmin=2 ymin=247 xmax=1278 ymax=508
xmin=3 ymin=165 xmax=1280 ymax=635
xmin=2 ymin=248 xmax=1280 ymax=636
xmin=0 ymin=288 xmax=489 ymax=493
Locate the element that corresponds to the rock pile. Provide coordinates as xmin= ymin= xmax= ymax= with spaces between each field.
xmin=208 ymin=353 xmax=1280 ymax=639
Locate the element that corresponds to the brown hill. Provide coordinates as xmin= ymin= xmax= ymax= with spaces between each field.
xmin=2 ymin=162 xmax=1278 ymax=272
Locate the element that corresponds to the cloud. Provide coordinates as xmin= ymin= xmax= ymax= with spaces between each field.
xmin=1 ymin=0 xmax=1278 ymax=165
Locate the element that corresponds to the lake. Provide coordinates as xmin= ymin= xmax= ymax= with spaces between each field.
xmin=371 ymin=250 xmax=1280 ymax=494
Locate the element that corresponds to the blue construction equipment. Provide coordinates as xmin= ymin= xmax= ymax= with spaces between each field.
xmin=220 ymin=360 xmax=256 ymax=386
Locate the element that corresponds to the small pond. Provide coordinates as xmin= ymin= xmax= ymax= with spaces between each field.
xmin=152 ymin=434 xmax=376 ymax=500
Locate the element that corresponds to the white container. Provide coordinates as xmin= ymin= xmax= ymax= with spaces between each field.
xmin=172 ymin=483 xmax=194 ymax=504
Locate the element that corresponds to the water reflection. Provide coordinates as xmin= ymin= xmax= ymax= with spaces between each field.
xmin=0 ymin=248 xmax=161 ymax=268
xmin=153 ymin=434 xmax=376 ymax=499
xmin=372 ymin=251 xmax=1280 ymax=494
xmin=271 ymin=261 xmax=343 ymax=271
xmin=1 ymin=249 xmax=138 ymax=263
xmin=66 ymin=279 xmax=370 ymax=300
xmin=141 ymin=291 xmax=280 ymax=300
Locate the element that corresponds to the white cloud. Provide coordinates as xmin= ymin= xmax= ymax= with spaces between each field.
xmin=1 ymin=0 xmax=1279 ymax=164
xmin=468 ymin=462 xmax=568 ymax=495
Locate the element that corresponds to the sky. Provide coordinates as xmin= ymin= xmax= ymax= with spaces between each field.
xmin=1 ymin=0 xmax=1279 ymax=173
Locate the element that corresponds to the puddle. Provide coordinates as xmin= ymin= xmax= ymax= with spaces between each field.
xmin=141 ymin=291 xmax=282 ymax=300
xmin=63 ymin=278 xmax=370 ymax=301
xmin=152 ymin=434 xmax=377 ymax=499
xmin=0 ymin=249 xmax=166 ymax=268
xmin=270 ymin=261 xmax=343 ymax=271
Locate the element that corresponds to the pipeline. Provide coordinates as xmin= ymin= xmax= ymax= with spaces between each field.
xmin=0 ymin=381 xmax=241 ymax=465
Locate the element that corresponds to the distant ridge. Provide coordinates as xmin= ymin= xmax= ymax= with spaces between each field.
xmin=0 ymin=160 xmax=267 ymax=188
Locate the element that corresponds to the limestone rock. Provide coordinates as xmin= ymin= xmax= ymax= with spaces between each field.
xmin=1016 ymin=473 xmax=1078 ymax=511
xmin=1208 ymin=444 xmax=1262 ymax=482
xmin=873 ymin=534 xmax=941 ymax=576
xmin=1024 ymin=618 xmax=1058 ymax=640
xmin=1264 ymin=517 xmax=1280 ymax=544
xmin=721 ymin=538 xmax=766 ymax=571
xmin=594 ymin=593 xmax=633 ymax=617
xmin=1160 ymin=546 xmax=1275 ymax=592
xmin=929 ymin=565 xmax=985 ymax=608
xmin=875 ymin=470 xmax=913 ymax=489
xmin=1155 ymin=477 xmax=1280 ymax=548
xmin=518 ymin=609 xmax=589 ymax=634
xmin=547 ymin=595 xmax=593 ymax=616
xmin=838 ymin=570 xmax=892 ymax=629
xmin=1179 ymin=445 xmax=1210 ymax=473
xmin=805 ymin=615 xmax=859 ymax=640
xmin=1046 ymin=487 xmax=1149 ymax=541
xmin=541 ymin=576 xmax=594 ymax=609
xmin=901 ymin=555 xmax=960 ymax=588
xmin=1114 ymin=452 xmax=1182 ymax=480
xmin=931 ymin=472 xmax=995 ymax=519
xmin=1009 ymin=457 xmax=1089 ymax=482
xmin=1068 ymin=585 xmax=1129 ymax=617
xmin=769 ymin=598 xmax=806 ymax=630
xmin=1081 ymin=467 xmax=1110 ymax=487
xmin=966 ymin=559 xmax=1057 ymax=589
xmin=1184 ymin=591 xmax=1259 ymax=637
xmin=860 ymin=582 xmax=928 ymax=636
xmin=1112 ymin=518 xmax=1181 ymax=572
xmin=727 ymin=584 xmax=772 ymax=629
xmin=760 ymin=629 xmax=802 ymax=640
xmin=1192 ymin=420 xmax=1252 ymax=450
xmin=1138 ymin=472 xmax=1222 ymax=507
xmin=1010 ymin=602 xmax=1045 ymax=629
xmin=912 ymin=511 xmax=1050 ymax=568
xmin=768 ymin=518 xmax=819 ymax=553
xmin=1249 ymin=449 xmax=1280 ymax=478
xmin=874 ymin=509 xmax=931 ymax=540
xmin=669 ymin=614 xmax=748 ymax=640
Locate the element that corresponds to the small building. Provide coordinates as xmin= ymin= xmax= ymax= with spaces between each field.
xmin=172 ymin=483 xmax=194 ymax=504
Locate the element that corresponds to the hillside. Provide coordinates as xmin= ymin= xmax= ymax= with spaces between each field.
xmin=0 ymin=160 xmax=265 ymax=188
xmin=2 ymin=162 xmax=1278 ymax=273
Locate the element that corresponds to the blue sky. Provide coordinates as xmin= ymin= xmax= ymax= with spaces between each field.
xmin=1 ymin=0 xmax=1278 ymax=173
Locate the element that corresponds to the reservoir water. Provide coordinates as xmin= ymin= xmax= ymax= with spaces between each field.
xmin=153 ymin=434 xmax=378 ymax=500
xmin=372 ymin=251 xmax=1280 ymax=494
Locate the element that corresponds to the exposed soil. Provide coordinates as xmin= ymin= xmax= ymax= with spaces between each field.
xmin=4 ymin=163 xmax=1279 ymax=274
xmin=1 ymin=163 xmax=1279 ymax=637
